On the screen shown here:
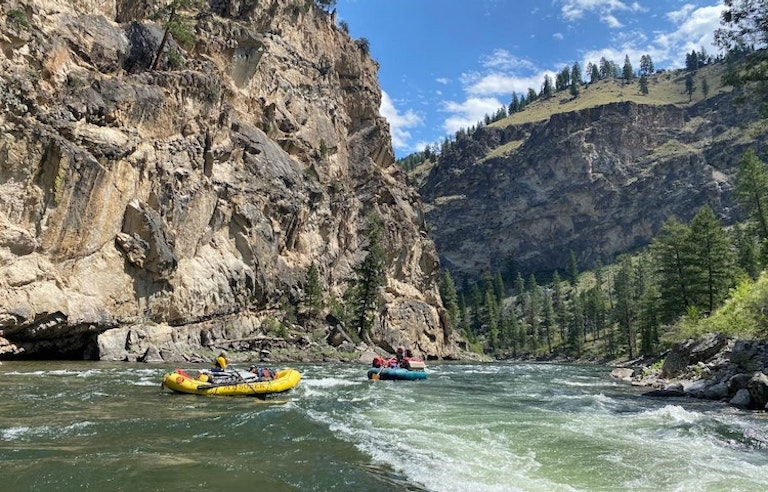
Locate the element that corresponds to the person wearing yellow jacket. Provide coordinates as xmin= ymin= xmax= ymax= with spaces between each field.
xmin=213 ymin=350 xmax=228 ymax=371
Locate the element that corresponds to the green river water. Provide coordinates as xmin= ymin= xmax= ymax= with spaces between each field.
xmin=1 ymin=361 xmax=767 ymax=491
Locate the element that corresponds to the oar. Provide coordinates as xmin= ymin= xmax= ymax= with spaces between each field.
xmin=371 ymin=363 xmax=385 ymax=380
xmin=232 ymin=368 xmax=261 ymax=395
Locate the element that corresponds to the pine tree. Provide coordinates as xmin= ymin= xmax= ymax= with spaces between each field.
xmin=613 ymin=255 xmax=636 ymax=359
xmin=440 ymin=270 xmax=460 ymax=332
xmin=568 ymin=250 xmax=579 ymax=286
xmin=685 ymin=73 xmax=696 ymax=101
xmin=541 ymin=74 xmax=554 ymax=99
xmin=526 ymin=281 xmax=541 ymax=353
xmin=568 ymin=294 xmax=584 ymax=357
xmin=715 ymin=0 xmax=768 ymax=91
xmin=151 ymin=0 xmax=201 ymax=70
xmin=732 ymin=223 xmax=761 ymax=278
xmin=735 ymin=148 xmax=768 ymax=240
xmin=652 ymin=218 xmax=695 ymax=322
xmin=304 ymin=262 xmax=323 ymax=319
xmin=551 ymin=271 xmax=568 ymax=343
xmin=350 ymin=218 xmax=386 ymax=342
xmin=514 ymin=273 xmax=525 ymax=297
xmin=584 ymin=284 xmax=607 ymax=341
xmin=507 ymin=306 xmax=521 ymax=356
xmin=639 ymin=54 xmax=654 ymax=76
xmin=484 ymin=290 xmax=500 ymax=350
xmin=458 ymin=293 xmax=473 ymax=340
xmin=599 ymin=57 xmax=613 ymax=79
xmin=589 ymin=62 xmax=600 ymax=84
xmin=541 ymin=292 xmax=555 ymax=354
xmin=639 ymin=282 xmax=661 ymax=356
xmin=687 ymin=205 xmax=736 ymax=314
xmin=509 ymin=92 xmax=520 ymax=114
xmin=622 ymin=55 xmax=634 ymax=83
xmin=639 ymin=75 xmax=649 ymax=95
xmin=571 ymin=62 xmax=583 ymax=86
xmin=494 ymin=271 xmax=505 ymax=306
xmin=470 ymin=283 xmax=483 ymax=335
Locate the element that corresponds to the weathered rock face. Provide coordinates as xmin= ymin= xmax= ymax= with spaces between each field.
xmin=0 ymin=0 xmax=461 ymax=360
xmin=420 ymin=93 xmax=767 ymax=282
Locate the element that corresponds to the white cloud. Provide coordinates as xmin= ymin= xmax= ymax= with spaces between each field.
xmin=602 ymin=14 xmax=622 ymax=28
xmin=435 ymin=77 xmax=449 ymax=85
xmin=656 ymin=4 xmax=724 ymax=60
xmin=379 ymin=91 xmax=422 ymax=151
xmin=441 ymin=97 xmax=505 ymax=135
xmin=481 ymin=49 xmax=538 ymax=71
xmin=561 ymin=0 xmax=642 ymax=27
xmin=577 ymin=4 xmax=724 ymax=71
xmin=462 ymin=71 xmax=547 ymax=97
xmin=553 ymin=32 xmax=564 ymax=40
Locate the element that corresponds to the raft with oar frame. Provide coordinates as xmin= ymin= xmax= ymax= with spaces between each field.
xmin=162 ymin=367 xmax=301 ymax=397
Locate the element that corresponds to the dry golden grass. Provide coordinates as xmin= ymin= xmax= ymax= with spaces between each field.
xmin=484 ymin=139 xmax=525 ymax=160
xmin=490 ymin=64 xmax=732 ymax=128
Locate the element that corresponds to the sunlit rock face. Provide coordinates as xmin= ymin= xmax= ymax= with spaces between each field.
xmin=420 ymin=94 xmax=766 ymax=283
xmin=0 ymin=0 xmax=461 ymax=360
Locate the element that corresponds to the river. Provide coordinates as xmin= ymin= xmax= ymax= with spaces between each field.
xmin=1 ymin=361 xmax=767 ymax=491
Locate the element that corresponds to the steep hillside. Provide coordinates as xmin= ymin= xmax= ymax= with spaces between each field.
xmin=417 ymin=64 xmax=768 ymax=282
xmin=0 ymin=0 xmax=461 ymax=361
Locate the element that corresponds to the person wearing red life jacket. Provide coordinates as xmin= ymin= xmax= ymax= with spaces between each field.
xmin=395 ymin=346 xmax=407 ymax=368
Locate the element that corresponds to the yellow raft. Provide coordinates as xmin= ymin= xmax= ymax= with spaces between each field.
xmin=162 ymin=368 xmax=301 ymax=397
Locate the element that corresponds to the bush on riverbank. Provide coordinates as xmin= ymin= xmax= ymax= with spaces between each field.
xmin=667 ymin=272 xmax=768 ymax=343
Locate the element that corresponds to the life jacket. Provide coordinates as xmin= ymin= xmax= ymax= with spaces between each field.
xmin=372 ymin=356 xmax=385 ymax=368
xmin=250 ymin=366 xmax=273 ymax=379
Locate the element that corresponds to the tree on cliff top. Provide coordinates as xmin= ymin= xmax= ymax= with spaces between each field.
xmin=715 ymin=0 xmax=768 ymax=100
xmin=151 ymin=0 xmax=201 ymax=70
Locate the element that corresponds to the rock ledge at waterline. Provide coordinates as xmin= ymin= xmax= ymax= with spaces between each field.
xmin=611 ymin=334 xmax=768 ymax=411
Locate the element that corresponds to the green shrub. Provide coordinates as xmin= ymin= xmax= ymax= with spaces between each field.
xmin=8 ymin=9 xmax=29 ymax=27
xmin=262 ymin=316 xmax=288 ymax=338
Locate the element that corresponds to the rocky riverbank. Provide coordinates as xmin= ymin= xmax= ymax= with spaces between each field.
xmin=610 ymin=333 xmax=768 ymax=411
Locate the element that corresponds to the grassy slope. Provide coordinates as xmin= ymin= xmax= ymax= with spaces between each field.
xmin=492 ymin=64 xmax=730 ymax=128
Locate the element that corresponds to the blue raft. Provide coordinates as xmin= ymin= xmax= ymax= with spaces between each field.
xmin=367 ymin=367 xmax=428 ymax=380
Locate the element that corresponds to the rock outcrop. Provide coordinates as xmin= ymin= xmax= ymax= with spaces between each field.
xmin=0 ymin=0 xmax=462 ymax=361
xmin=617 ymin=335 xmax=768 ymax=411
xmin=419 ymin=90 xmax=768 ymax=282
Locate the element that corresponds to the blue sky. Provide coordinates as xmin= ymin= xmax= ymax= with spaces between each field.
xmin=335 ymin=0 xmax=726 ymax=159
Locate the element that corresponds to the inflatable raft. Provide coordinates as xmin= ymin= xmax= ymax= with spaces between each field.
xmin=367 ymin=366 xmax=428 ymax=380
xmin=162 ymin=367 xmax=301 ymax=397
xmin=367 ymin=356 xmax=427 ymax=380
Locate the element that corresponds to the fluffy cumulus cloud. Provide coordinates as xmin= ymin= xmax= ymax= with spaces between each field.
xmin=441 ymin=97 xmax=505 ymax=135
xmin=657 ymin=4 xmax=724 ymax=58
xmin=561 ymin=0 xmax=642 ymax=26
xmin=379 ymin=91 xmax=422 ymax=151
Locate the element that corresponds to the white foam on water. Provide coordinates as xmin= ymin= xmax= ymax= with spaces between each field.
xmin=1 ymin=420 xmax=95 ymax=441
xmin=299 ymin=376 xmax=363 ymax=398
xmin=1 ymin=425 xmax=31 ymax=441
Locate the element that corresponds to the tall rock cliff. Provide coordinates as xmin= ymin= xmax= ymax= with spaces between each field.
xmin=419 ymin=88 xmax=768 ymax=282
xmin=0 ymin=0 xmax=460 ymax=361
